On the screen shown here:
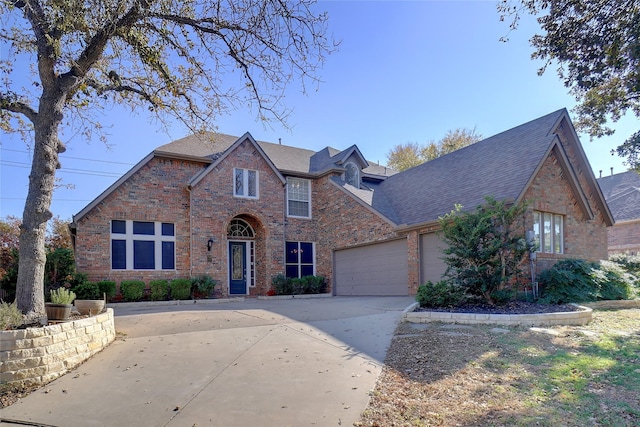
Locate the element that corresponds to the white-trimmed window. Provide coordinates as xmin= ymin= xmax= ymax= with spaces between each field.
xmin=111 ymin=220 xmax=176 ymax=270
xmin=345 ymin=162 xmax=360 ymax=188
xmin=533 ymin=211 xmax=564 ymax=254
xmin=234 ymin=168 xmax=258 ymax=199
xmin=287 ymin=177 xmax=311 ymax=218
xmin=285 ymin=241 xmax=315 ymax=278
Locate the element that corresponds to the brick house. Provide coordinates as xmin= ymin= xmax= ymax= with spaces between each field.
xmin=70 ymin=109 xmax=613 ymax=297
xmin=598 ymin=170 xmax=640 ymax=255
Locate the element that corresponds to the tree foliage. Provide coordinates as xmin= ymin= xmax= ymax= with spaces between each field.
xmin=0 ymin=0 xmax=334 ymax=320
xmin=498 ymin=0 xmax=640 ymax=172
xmin=386 ymin=127 xmax=481 ymax=171
xmin=1 ymin=216 xmax=74 ymax=302
xmin=438 ymin=197 xmax=531 ymax=305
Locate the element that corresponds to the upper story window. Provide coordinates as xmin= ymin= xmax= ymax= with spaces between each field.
xmin=111 ymin=220 xmax=175 ymax=270
xmin=234 ymin=168 xmax=258 ymax=199
xmin=287 ymin=177 xmax=311 ymax=218
xmin=533 ymin=211 xmax=564 ymax=254
xmin=345 ymin=162 xmax=360 ymax=188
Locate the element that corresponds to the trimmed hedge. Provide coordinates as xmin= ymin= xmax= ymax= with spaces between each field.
xmin=120 ymin=280 xmax=145 ymax=302
xmin=149 ymin=280 xmax=169 ymax=301
xmin=170 ymin=278 xmax=192 ymax=300
xmin=271 ymin=275 xmax=327 ymax=295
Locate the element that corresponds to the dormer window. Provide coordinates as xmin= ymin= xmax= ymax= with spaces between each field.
xmin=345 ymin=162 xmax=360 ymax=188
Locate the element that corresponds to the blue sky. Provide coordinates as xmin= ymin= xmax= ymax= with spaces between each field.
xmin=0 ymin=0 xmax=635 ymax=221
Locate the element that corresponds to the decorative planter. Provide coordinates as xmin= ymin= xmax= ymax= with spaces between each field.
xmin=75 ymin=299 xmax=106 ymax=315
xmin=45 ymin=303 xmax=73 ymax=321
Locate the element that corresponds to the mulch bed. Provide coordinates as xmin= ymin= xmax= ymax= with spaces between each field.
xmin=416 ymin=301 xmax=582 ymax=314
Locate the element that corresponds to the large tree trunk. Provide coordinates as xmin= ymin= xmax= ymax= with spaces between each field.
xmin=16 ymin=92 xmax=65 ymax=323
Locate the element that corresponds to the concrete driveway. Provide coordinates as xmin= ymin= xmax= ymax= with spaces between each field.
xmin=1 ymin=296 xmax=414 ymax=427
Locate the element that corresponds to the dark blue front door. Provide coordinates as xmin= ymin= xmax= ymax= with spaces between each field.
xmin=229 ymin=242 xmax=246 ymax=295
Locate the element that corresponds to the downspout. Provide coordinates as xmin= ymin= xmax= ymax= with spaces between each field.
xmin=187 ymin=185 xmax=193 ymax=279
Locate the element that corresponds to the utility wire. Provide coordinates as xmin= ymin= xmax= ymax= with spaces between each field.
xmin=1 ymin=160 xmax=125 ymax=177
xmin=1 ymin=148 xmax=135 ymax=166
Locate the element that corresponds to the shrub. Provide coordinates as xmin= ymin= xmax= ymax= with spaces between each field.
xmin=49 ymin=287 xmax=76 ymax=304
xmin=149 ymin=280 xmax=169 ymax=301
xmin=120 ymin=280 xmax=145 ymax=302
xmin=416 ymin=280 xmax=468 ymax=308
xmin=96 ymin=281 xmax=117 ymax=299
xmin=303 ymin=276 xmax=327 ymax=294
xmin=538 ymin=259 xmax=600 ymax=304
xmin=271 ymin=274 xmax=292 ymax=295
xmin=609 ymin=253 xmax=640 ymax=276
xmin=271 ymin=275 xmax=327 ymax=295
xmin=191 ymin=275 xmax=217 ymax=298
xmin=539 ymin=258 xmax=638 ymax=304
xmin=290 ymin=277 xmax=306 ymax=295
xmin=0 ymin=301 xmax=23 ymax=330
xmin=45 ymin=248 xmax=75 ymax=288
xmin=439 ymin=197 xmax=531 ymax=304
xmin=170 ymin=278 xmax=192 ymax=300
xmin=72 ymin=282 xmax=101 ymax=300
xmin=67 ymin=272 xmax=89 ymax=288
xmin=596 ymin=260 xmax=636 ymax=300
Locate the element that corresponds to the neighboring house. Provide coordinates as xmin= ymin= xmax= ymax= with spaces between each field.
xmin=598 ymin=170 xmax=640 ymax=255
xmin=70 ymin=109 xmax=613 ymax=297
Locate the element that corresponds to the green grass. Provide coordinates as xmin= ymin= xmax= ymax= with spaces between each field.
xmin=488 ymin=324 xmax=640 ymax=426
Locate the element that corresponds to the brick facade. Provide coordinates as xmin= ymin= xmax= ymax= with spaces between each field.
xmin=72 ymin=115 xmax=611 ymax=298
xmin=607 ymin=220 xmax=640 ymax=255
xmin=74 ymin=157 xmax=204 ymax=285
xmin=522 ymin=142 xmax=609 ymax=274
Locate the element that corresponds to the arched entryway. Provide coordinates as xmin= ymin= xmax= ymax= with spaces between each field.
xmin=227 ymin=217 xmax=257 ymax=295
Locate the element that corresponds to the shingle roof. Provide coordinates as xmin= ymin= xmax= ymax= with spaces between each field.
xmin=372 ymin=109 xmax=566 ymax=226
xmin=155 ymin=132 xmax=395 ymax=178
xmin=598 ymin=170 xmax=640 ymax=222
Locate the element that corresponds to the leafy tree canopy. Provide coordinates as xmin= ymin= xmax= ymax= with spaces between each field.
xmin=498 ymin=0 xmax=640 ymax=172
xmin=386 ymin=127 xmax=482 ymax=171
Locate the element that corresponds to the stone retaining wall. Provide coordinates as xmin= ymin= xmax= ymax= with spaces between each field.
xmin=403 ymin=303 xmax=593 ymax=326
xmin=1 ymin=308 xmax=116 ymax=387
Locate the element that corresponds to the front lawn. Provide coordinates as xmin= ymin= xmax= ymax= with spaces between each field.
xmin=358 ymin=308 xmax=640 ymax=426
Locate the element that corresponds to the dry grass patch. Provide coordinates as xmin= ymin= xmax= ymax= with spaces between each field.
xmin=358 ymin=309 xmax=640 ymax=427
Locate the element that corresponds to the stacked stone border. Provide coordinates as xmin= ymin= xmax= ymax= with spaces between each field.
xmin=402 ymin=303 xmax=593 ymax=326
xmin=1 ymin=309 xmax=116 ymax=387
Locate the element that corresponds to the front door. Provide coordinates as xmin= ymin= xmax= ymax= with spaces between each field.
xmin=229 ymin=242 xmax=247 ymax=295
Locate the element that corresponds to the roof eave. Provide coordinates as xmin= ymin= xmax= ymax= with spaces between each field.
xmin=190 ymin=132 xmax=287 ymax=187
xmin=554 ymin=113 xmax=615 ymax=226
xmin=73 ymin=152 xmax=156 ymax=223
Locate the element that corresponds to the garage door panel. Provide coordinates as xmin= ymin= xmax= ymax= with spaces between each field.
xmin=334 ymin=239 xmax=408 ymax=296
xmin=420 ymin=233 xmax=448 ymax=285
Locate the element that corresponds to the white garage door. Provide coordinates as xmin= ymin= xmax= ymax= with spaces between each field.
xmin=334 ymin=239 xmax=408 ymax=296
xmin=419 ymin=233 xmax=449 ymax=285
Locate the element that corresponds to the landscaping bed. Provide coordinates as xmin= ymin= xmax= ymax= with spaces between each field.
xmin=358 ymin=308 xmax=640 ymax=426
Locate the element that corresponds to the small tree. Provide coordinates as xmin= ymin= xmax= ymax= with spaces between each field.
xmin=438 ymin=196 xmax=531 ymax=304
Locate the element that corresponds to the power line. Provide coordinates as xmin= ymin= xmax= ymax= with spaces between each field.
xmin=1 ymin=197 xmax=91 ymax=202
xmin=0 ymin=148 xmax=135 ymax=166
xmin=1 ymin=160 xmax=124 ymax=177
